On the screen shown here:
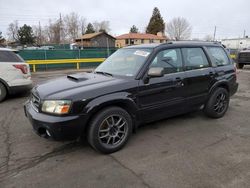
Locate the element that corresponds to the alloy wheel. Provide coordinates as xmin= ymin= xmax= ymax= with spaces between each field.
xmin=98 ymin=115 xmax=128 ymax=147
xmin=214 ymin=93 xmax=227 ymax=113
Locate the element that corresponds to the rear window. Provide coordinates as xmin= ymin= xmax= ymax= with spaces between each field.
xmin=207 ymin=47 xmax=230 ymax=66
xmin=0 ymin=51 xmax=24 ymax=62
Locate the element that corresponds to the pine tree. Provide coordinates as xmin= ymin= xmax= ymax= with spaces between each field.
xmin=85 ymin=23 xmax=95 ymax=34
xmin=146 ymin=7 xmax=165 ymax=35
xmin=17 ymin=24 xmax=36 ymax=45
xmin=130 ymin=25 xmax=139 ymax=33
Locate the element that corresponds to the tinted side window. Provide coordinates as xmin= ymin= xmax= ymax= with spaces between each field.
xmin=182 ymin=48 xmax=209 ymax=70
xmin=207 ymin=47 xmax=230 ymax=66
xmin=0 ymin=51 xmax=24 ymax=62
xmin=150 ymin=48 xmax=183 ymax=74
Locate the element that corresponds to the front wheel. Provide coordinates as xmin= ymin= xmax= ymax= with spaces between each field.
xmin=204 ymin=88 xmax=229 ymax=118
xmin=87 ymin=107 xmax=132 ymax=154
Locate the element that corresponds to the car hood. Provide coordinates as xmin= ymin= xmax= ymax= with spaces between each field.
xmin=34 ymin=72 xmax=127 ymax=100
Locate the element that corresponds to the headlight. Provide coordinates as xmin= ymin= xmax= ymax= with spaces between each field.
xmin=42 ymin=100 xmax=71 ymax=114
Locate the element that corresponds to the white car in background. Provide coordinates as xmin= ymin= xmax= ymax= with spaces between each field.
xmin=0 ymin=48 xmax=32 ymax=102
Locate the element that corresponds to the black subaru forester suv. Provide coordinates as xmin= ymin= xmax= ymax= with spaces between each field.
xmin=24 ymin=41 xmax=238 ymax=153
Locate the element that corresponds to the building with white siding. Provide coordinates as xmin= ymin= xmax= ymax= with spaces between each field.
xmin=222 ymin=38 xmax=250 ymax=50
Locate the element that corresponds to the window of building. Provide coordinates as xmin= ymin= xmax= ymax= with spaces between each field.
xmin=141 ymin=39 xmax=144 ymax=44
xmin=125 ymin=39 xmax=129 ymax=45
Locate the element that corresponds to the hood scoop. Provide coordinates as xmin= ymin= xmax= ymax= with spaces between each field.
xmin=67 ymin=74 xmax=88 ymax=82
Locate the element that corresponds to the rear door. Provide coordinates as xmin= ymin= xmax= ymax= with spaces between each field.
xmin=182 ymin=47 xmax=215 ymax=108
xmin=206 ymin=46 xmax=236 ymax=89
xmin=137 ymin=48 xmax=187 ymax=122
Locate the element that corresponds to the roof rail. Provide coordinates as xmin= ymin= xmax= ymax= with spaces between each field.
xmin=166 ymin=41 xmax=173 ymax=44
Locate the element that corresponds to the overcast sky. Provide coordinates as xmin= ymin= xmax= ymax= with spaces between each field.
xmin=0 ymin=0 xmax=249 ymax=39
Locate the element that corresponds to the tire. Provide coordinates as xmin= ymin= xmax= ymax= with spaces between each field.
xmin=87 ymin=106 xmax=132 ymax=154
xmin=0 ymin=82 xmax=7 ymax=102
xmin=204 ymin=87 xmax=229 ymax=118
xmin=237 ymin=63 xmax=244 ymax=69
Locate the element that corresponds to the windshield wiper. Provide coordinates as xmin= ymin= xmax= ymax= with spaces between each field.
xmin=94 ymin=71 xmax=113 ymax=77
xmin=162 ymin=59 xmax=177 ymax=68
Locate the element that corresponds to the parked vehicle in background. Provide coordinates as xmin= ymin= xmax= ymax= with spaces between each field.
xmin=24 ymin=42 xmax=238 ymax=154
xmin=236 ymin=48 xmax=250 ymax=69
xmin=0 ymin=48 xmax=32 ymax=102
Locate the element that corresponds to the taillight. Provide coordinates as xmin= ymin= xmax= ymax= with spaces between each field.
xmin=13 ymin=64 xmax=28 ymax=74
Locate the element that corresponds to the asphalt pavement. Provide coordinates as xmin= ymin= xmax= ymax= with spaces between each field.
xmin=1 ymin=67 xmax=250 ymax=188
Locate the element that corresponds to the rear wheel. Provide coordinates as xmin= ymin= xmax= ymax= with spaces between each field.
xmin=204 ymin=88 xmax=229 ymax=118
xmin=237 ymin=63 xmax=244 ymax=69
xmin=0 ymin=82 xmax=7 ymax=102
xmin=87 ymin=107 xmax=132 ymax=154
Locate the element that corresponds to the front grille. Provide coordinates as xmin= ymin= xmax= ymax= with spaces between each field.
xmin=31 ymin=92 xmax=40 ymax=111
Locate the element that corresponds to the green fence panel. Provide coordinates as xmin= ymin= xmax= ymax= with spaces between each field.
xmin=19 ymin=48 xmax=118 ymax=60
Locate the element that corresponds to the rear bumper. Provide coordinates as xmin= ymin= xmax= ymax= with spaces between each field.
xmin=230 ymin=82 xmax=238 ymax=96
xmin=24 ymin=101 xmax=88 ymax=140
xmin=9 ymin=83 xmax=33 ymax=94
xmin=238 ymin=61 xmax=250 ymax=64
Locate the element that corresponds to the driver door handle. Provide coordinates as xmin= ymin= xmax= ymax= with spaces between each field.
xmin=175 ymin=77 xmax=184 ymax=87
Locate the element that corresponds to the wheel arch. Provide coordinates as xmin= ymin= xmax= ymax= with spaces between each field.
xmin=0 ymin=78 xmax=10 ymax=94
xmin=209 ymin=81 xmax=230 ymax=96
xmin=82 ymin=93 xmax=138 ymax=136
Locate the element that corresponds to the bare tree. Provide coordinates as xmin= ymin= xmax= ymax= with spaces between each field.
xmin=32 ymin=22 xmax=49 ymax=45
xmin=93 ymin=21 xmax=110 ymax=32
xmin=79 ymin=17 xmax=86 ymax=35
xmin=64 ymin=12 xmax=80 ymax=42
xmin=7 ymin=20 xmax=19 ymax=41
xmin=44 ymin=19 xmax=61 ymax=44
xmin=166 ymin=17 xmax=192 ymax=40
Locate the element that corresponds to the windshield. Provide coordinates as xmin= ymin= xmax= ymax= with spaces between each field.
xmin=95 ymin=48 xmax=152 ymax=77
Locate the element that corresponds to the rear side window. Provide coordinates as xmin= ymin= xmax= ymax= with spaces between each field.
xmin=207 ymin=47 xmax=230 ymax=66
xmin=182 ymin=48 xmax=209 ymax=70
xmin=0 ymin=51 xmax=24 ymax=62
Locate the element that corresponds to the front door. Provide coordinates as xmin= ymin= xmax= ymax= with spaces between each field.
xmin=137 ymin=48 xmax=187 ymax=122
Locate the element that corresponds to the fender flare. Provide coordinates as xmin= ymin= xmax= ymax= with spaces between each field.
xmin=84 ymin=92 xmax=138 ymax=116
xmin=209 ymin=80 xmax=229 ymax=96
xmin=81 ymin=92 xmax=139 ymax=133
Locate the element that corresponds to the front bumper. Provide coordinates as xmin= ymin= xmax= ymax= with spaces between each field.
xmin=24 ymin=101 xmax=88 ymax=140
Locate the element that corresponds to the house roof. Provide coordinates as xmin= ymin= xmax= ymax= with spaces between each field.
xmin=116 ymin=33 xmax=167 ymax=40
xmin=75 ymin=32 xmax=115 ymax=40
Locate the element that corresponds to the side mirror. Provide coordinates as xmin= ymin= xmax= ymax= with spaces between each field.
xmin=148 ymin=67 xmax=164 ymax=78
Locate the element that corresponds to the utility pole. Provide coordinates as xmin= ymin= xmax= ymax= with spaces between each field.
xmin=243 ymin=30 xmax=246 ymax=38
xmin=81 ymin=21 xmax=84 ymax=49
xmin=213 ymin=26 xmax=217 ymax=41
xmin=38 ymin=21 xmax=41 ymax=46
xmin=59 ymin=13 xmax=62 ymax=45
